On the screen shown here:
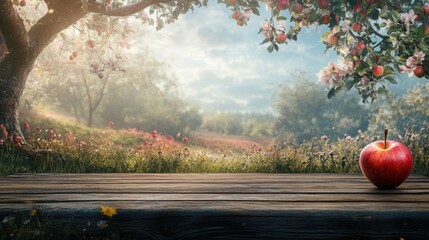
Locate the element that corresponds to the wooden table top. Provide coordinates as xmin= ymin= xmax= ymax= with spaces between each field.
xmin=1 ymin=173 xmax=428 ymax=239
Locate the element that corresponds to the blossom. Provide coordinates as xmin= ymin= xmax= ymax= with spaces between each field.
xmin=400 ymin=9 xmax=417 ymax=31
xmin=277 ymin=20 xmax=286 ymax=32
xmin=384 ymin=19 xmax=393 ymax=30
xmin=400 ymin=49 xmax=426 ymax=77
xmin=317 ymin=58 xmax=354 ymax=86
xmin=360 ymin=76 xmax=369 ymax=84
xmin=261 ymin=21 xmax=271 ymax=38
xmin=182 ymin=136 xmax=189 ymax=143
xmin=342 ymin=19 xmax=351 ymax=32
xmin=108 ymin=121 xmax=114 ymax=128
xmin=100 ymin=205 xmax=117 ymax=218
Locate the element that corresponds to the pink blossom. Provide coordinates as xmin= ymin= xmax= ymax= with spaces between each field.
xmin=360 ymin=76 xmax=369 ymax=84
xmin=182 ymin=136 xmax=189 ymax=143
xmin=108 ymin=121 xmax=114 ymax=128
xmin=23 ymin=121 xmax=30 ymax=133
xmin=261 ymin=21 xmax=271 ymax=38
xmin=400 ymin=9 xmax=417 ymax=30
xmin=342 ymin=20 xmax=351 ymax=32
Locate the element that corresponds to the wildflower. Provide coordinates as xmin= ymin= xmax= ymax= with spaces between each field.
xmin=167 ymin=135 xmax=174 ymax=141
xmin=182 ymin=136 xmax=189 ymax=143
xmin=30 ymin=208 xmax=38 ymax=216
xmin=345 ymin=135 xmax=352 ymax=141
xmin=108 ymin=121 xmax=115 ymax=128
xmin=2 ymin=216 xmax=15 ymax=224
xmin=152 ymin=130 xmax=158 ymax=138
xmin=321 ymin=135 xmax=328 ymax=141
xmin=100 ymin=205 xmax=117 ymax=218
xmin=97 ymin=220 xmax=108 ymax=230
xmin=176 ymin=132 xmax=181 ymax=139
xmin=23 ymin=121 xmax=30 ymax=132
xmin=14 ymin=135 xmax=23 ymax=148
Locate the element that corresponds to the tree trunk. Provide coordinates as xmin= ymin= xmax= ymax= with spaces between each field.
xmin=0 ymin=53 xmax=37 ymax=140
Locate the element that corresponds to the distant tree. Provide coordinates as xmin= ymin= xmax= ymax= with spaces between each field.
xmin=99 ymin=58 xmax=203 ymax=134
xmin=203 ymin=112 xmax=274 ymax=137
xmin=274 ymin=76 xmax=369 ymax=143
xmin=368 ymin=83 xmax=429 ymax=137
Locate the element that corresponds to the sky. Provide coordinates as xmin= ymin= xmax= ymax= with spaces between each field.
xmin=129 ymin=3 xmax=408 ymax=113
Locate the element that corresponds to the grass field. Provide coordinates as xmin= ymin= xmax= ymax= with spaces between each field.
xmin=1 ymin=110 xmax=428 ymax=176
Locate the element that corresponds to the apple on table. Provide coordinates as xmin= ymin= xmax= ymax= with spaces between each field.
xmin=359 ymin=129 xmax=413 ymax=189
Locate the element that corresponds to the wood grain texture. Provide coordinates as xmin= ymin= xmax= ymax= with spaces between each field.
xmin=1 ymin=173 xmax=429 ymax=239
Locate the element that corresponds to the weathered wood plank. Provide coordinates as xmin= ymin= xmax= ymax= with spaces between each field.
xmin=1 ymin=173 xmax=429 ymax=239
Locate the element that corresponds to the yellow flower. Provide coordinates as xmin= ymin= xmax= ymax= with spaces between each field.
xmin=100 ymin=206 xmax=117 ymax=218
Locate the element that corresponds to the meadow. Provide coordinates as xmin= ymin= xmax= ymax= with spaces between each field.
xmin=1 ymin=110 xmax=428 ymax=176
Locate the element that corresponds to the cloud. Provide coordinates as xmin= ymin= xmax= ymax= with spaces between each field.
xmin=130 ymin=4 xmax=339 ymax=113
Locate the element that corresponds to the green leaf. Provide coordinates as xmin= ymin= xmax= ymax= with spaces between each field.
xmin=267 ymin=45 xmax=274 ymax=53
xmin=251 ymin=7 xmax=260 ymax=16
xmin=377 ymin=87 xmax=388 ymax=95
xmin=327 ymin=87 xmax=336 ymax=99
xmin=274 ymin=44 xmax=279 ymax=52
xmin=260 ymin=38 xmax=271 ymax=45
xmin=384 ymin=76 xmax=398 ymax=84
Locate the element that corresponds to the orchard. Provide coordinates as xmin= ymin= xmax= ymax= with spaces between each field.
xmin=0 ymin=0 xmax=428 ymax=150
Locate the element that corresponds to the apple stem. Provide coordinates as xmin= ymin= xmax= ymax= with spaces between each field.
xmin=384 ymin=128 xmax=388 ymax=149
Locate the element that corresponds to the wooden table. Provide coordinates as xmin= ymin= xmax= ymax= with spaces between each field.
xmin=1 ymin=173 xmax=428 ymax=239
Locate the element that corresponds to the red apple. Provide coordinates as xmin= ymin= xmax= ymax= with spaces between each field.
xmin=321 ymin=14 xmax=330 ymax=25
xmin=356 ymin=42 xmax=366 ymax=51
xmin=277 ymin=0 xmax=289 ymax=10
xmin=352 ymin=22 xmax=363 ymax=32
xmin=415 ymin=13 xmax=422 ymax=21
xmin=318 ymin=0 xmax=328 ymax=9
xmin=226 ymin=0 xmax=237 ymax=6
xmin=231 ymin=11 xmax=241 ymax=20
xmin=335 ymin=15 xmax=341 ymax=23
xmin=326 ymin=34 xmax=338 ymax=45
xmin=413 ymin=65 xmax=425 ymax=78
xmin=19 ymin=0 xmax=26 ymax=6
xmin=424 ymin=5 xmax=429 ymax=16
xmin=294 ymin=3 xmax=304 ymax=14
xmin=276 ymin=33 xmax=287 ymax=44
xmin=351 ymin=49 xmax=358 ymax=56
xmin=353 ymin=4 xmax=363 ymax=12
xmin=359 ymin=129 xmax=413 ymax=189
xmin=372 ymin=65 xmax=383 ymax=77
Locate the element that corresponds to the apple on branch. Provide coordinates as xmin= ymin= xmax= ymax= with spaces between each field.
xmin=359 ymin=129 xmax=413 ymax=189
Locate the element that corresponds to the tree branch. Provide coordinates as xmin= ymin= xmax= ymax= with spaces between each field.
xmin=0 ymin=0 xmax=29 ymax=55
xmin=28 ymin=0 xmax=85 ymax=56
xmin=88 ymin=0 xmax=172 ymax=16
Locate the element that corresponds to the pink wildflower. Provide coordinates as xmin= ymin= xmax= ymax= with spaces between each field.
xmin=182 ymin=136 xmax=189 ymax=143
xmin=152 ymin=130 xmax=158 ymax=138
xmin=23 ymin=121 xmax=30 ymax=133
